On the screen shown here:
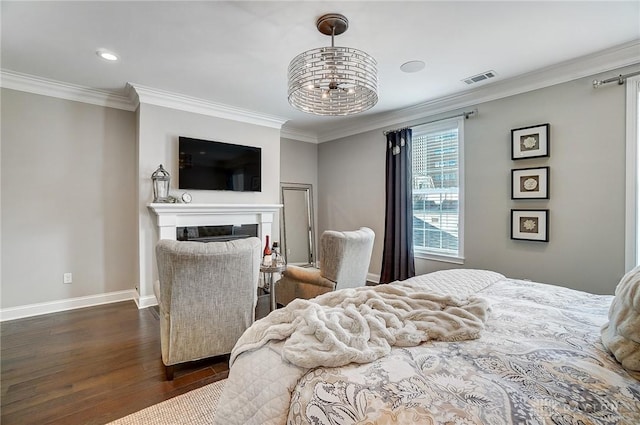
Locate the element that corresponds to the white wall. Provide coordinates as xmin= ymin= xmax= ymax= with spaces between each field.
xmin=135 ymin=103 xmax=281 ymax=301
xmin=318 ymin=65 xmax=639 ymax=295
xmin=1 ymin=89 xmax=137 ymax=308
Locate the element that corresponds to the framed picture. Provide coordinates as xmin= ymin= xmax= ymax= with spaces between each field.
xmin=511 ymin=166 xmax=549 ymax=199
xmin=511 ymin=123 xmax=550 ymax=160
xmin=511 ymin=209 xmax=549 ymax=242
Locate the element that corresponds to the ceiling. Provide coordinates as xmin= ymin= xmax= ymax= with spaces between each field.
xmin=2 ymin=1 xmax=639 ymax=142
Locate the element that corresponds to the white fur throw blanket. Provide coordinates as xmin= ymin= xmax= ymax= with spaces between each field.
xmin=230 ymin=282 xmax=490 ymax=369
xmin=601 ymin=265 xmax=640 ymax=371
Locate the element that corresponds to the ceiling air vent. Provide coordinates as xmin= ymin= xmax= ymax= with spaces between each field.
xmin=462 ymin=70 xmax=497 ymax=85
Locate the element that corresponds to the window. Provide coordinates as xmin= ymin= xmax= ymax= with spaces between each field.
xmin=411 ymin=117 xmax=464 ymax=262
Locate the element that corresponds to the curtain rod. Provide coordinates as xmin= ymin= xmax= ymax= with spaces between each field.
xmin=593 ymin=70 xmax=640 ymax=88
xmin=383 ymin=108 xmax=478 ymax=136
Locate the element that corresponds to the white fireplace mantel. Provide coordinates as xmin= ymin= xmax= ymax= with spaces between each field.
xmin=147 ymin=203 xmax=282 ymax=244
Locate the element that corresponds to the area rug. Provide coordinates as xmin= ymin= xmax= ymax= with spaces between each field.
xmin=107 ymin=379 xmax=226 ymax=425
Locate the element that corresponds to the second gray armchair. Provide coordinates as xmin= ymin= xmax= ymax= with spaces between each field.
xmin=275 ymin=227 xmax=375 ymax=306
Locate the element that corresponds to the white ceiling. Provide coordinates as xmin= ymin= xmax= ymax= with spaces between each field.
xmin=2 ymin=1 xmax=639 ymax=141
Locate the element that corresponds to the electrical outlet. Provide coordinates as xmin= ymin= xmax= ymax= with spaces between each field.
xmin=63 ymin=273 xmax=72 ymax=284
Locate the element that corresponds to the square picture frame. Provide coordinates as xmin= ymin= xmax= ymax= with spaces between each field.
xmin=511 ymin=209 xmax=549 ymax=242
xmin=511 ymin=166 xmax=550 ymax=199
xmin=511 ymin=123 xmax=550 ymax=160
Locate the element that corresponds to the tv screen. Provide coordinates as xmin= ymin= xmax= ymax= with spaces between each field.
xmin=178 ymin=137 xmax=261 ymax=192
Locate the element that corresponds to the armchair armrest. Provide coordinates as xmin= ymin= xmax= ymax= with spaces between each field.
xmin=276 ymin=265 xmax=336 ymax=306
xmin=282 ymin=265 xmax=335 ymax=289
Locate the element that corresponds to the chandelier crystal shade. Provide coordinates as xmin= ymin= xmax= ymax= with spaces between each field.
xmin=287 ymin=14 xmax=378 ymax=116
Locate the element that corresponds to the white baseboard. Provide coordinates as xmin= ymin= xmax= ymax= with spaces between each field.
xmin=0 ymin=289 xmax=138 ymax=322
xmin=367 ymin=272 xmax=381 ymax=284
xmin=2 ymin=275 xmax=387 ymax=321
xmin=135 ymin=294 xmax=158 ymax=309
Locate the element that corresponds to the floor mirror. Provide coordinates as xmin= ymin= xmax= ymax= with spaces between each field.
xmin=280 ymin=183 xmax=316 ymax=267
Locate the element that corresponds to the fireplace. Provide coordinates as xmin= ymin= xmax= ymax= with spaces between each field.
xmin=148 ymin=203 xmax=282 ymax=249
xmin=177 ymin=224 xmax=258 ymax=242
xmin=142 ymin=203 xmax=282 ymax=309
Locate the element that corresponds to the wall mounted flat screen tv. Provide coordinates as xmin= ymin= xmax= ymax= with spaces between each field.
xmin=178 ymin=137 xmax=261 ymax=192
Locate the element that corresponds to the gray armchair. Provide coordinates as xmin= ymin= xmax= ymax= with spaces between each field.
xmin=275 ymin=227 xmax=375 ymax=306
xmin=154 ymin=238 xmax=261 ymax=380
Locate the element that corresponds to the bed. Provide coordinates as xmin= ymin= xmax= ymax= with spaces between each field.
xmin=213 ymin=269 xmax=640 ymax=424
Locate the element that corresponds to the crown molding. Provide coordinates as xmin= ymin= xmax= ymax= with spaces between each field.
xmin=0 ymin=69 xmax=135 ymax=111
xmin=3 ymin=40 xmax=638 ymax=141
xmin=315 ymin=39 xmax=640 ymax=143
xmin=127 ymin=83 xmax=288 ymax=130
xmin=0 ymin=70 xmax=288 ymax=130
xmin=280 ymin=127 xmax=319 ymax=144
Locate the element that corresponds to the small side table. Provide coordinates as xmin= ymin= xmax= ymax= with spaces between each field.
xmin=260 ymin=264 xmax=286 ymax=312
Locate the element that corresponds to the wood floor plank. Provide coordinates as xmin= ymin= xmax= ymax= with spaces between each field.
xmin=1 ymin=301 xmax=231 ymax=425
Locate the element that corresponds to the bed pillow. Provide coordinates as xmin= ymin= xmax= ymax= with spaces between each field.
xmin=399 ymin=269 xmax=505 ymax=296
xmin=601 ymin=265 xmax=640 ymax=371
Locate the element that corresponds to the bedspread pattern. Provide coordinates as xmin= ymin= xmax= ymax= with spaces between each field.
xmin=288 ymin=279 xmax=640 ymax=425
xmin=215 ymin=280 xmax=491 ymax=424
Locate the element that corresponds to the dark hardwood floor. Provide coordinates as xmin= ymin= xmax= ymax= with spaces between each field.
xmin=0 ymin=296 xmax=272 ymax=425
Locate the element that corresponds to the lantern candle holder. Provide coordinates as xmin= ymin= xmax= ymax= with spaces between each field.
xmin=151 ymin=164 xmax=171 ymax=202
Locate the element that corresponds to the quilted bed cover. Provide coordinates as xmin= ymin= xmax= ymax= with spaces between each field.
xmin=215 ymin=269 xmax=640 ymax=424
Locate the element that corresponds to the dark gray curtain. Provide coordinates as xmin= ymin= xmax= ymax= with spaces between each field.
xmin=380 ymin=128 xmax=415 ymax=284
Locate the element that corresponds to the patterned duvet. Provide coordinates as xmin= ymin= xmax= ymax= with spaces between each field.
xmin=216 ymin=270 xmax=640 ymax=424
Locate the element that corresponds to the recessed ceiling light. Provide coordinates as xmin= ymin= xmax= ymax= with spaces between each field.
xmin=96 ymin=49 xmax=119 ymax=62
xmin=400 ymin=60 xmax=426 ymax=73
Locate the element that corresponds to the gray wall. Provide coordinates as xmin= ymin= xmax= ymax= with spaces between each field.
xmin=461 ymin=74 xmax=627 ymax=294
xmin=318 ymin=131 xmax=385 ymax=277
xmin=319 ymin=66 xmax=638 ymax=295
xmin=280 ymin=138 xmax=318 ymax=192
xmin=1 ymin=63 xmax=635 ymax=311
xmin=1 ymin=89 xmax=137 ymax=308
xmin=280 ymin=137 xmax=318 ymax=256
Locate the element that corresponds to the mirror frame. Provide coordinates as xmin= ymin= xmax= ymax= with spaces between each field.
xmin=280 ymin=182 xmax=316 ymax=267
